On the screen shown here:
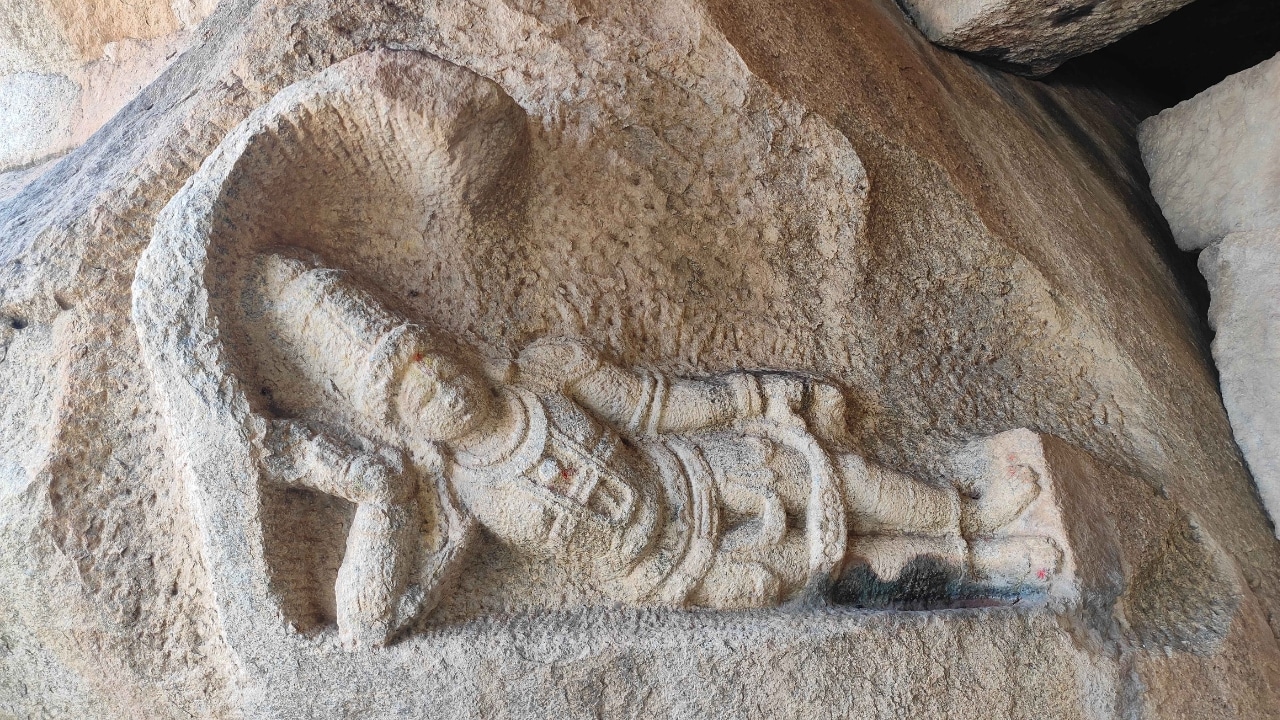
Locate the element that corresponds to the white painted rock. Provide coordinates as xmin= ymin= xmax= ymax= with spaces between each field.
xmin=898 ymin=0 xmax=1194 ymax=75
xmin=1140 ymin=52 xmax=1280 ymax=252
xmin=1200 ymin=231 xmax=1280 ymax=536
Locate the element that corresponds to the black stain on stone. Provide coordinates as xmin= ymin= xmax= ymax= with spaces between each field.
xmin=830 ymin=555 xmax=1014 ymax=610
xmin=1051 ymin=3 xmax=1096 ymax=26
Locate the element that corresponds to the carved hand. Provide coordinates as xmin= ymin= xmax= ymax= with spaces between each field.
xmin=344 ymin=451 xmax=415 ymax=505
xmin=516 ymin=337 xmax=603 ymax=391
xmin=759 ymin=373 xmax=808 ymax=423
xmin=757 ymin=373 xmax=852 ymax=449
xmin=266 ymin=422 xmax=418 ymax=507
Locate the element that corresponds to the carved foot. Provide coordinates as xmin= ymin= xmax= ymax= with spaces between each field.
xmin=960 ymin=462 xmax=1041 ymax=537
xmin=967 ymin=536 xmax=1062 ymax=589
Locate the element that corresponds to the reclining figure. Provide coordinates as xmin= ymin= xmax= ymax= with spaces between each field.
xmin=244 ymin=249 xmax=1060 ymax=647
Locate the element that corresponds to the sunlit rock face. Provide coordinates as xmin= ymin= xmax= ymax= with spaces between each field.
xmin=897 ymin=0 xmax=1195 ymax=75
xmin=0 ymin=0 xmax=216 ymax=172
xmin=1141 ymin=52 xmax=1280 ymax=544
xmin=1198 ymin=230 xmax=1280 ymax=537
xmin=1141 ymin=52 xmax=1280 ymax=252
xmin=2 ymin=0 xmax=1279 ymax=717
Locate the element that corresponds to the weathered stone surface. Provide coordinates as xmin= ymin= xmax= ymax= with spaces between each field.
xmin=1199 ymin=231 xmax=1280 ymax=539
xmin=3 ymin=0 xmax=1279 ymax=716
xmin=0 ymin=72 xmax=80 ymax=170
xmin=1140 ymin=51 xmax=1280 ymax=252
xmin=898 ymin=0 xmax=1195 ymax=75
xmin=0 ymin=0 xmax=212 ymax=171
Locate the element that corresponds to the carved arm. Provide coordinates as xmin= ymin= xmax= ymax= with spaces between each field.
xmin=260 ymin=419 xmax=412 ymax=505
xmin=516 ymin=338 xmax=767 ymax=436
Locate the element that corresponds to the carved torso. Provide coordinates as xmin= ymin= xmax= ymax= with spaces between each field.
xmin=448 ymin=386 xmax=848 ymax=608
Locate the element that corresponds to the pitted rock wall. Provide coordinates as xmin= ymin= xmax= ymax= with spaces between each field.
xmin=0 ymin=0 xmax=1277 ymax=716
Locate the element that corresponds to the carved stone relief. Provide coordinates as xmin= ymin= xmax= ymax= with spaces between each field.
xmin=233 ymin=244 xmax=1077 ymax=646
xmin=128 ymin=48 xmax=1246 ymax=715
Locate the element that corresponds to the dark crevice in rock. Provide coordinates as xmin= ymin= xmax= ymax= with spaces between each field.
xmin=1033 ymin=0 xmax=1280 ymax=357
xmin=1053 ymin=0 xmax=1280 ymax=110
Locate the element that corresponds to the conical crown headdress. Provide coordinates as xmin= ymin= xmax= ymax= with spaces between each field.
xmin=249 ymin=251 xmax=449 ymax=432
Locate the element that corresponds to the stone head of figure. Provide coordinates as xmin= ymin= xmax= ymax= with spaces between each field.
xmin=389 ymin=341 xmax=496 ymax=447
xmin=256 ymin=249 xmax=499 ymax=452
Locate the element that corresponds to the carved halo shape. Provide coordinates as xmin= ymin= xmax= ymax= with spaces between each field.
xmin=132 ymin=49 xmax=529 ymax=674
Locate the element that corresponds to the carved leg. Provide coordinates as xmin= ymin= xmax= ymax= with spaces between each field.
xmin=847 ymin=535 xmax=967 ymax=582
xmin=967 ymin=536 xmax=1061 ymax=590
xmin=336 ymin=500 xmax=418 ymax=648
xmin=837 ymin=453 xmax=1056 ymax=594
xmin=846 ymin=535 xmax=1060 ymax=591
xmin=838 ymin=452 xmax=1041 ymax=538
xmin=836 ymin=454 xmax=962 ymax=536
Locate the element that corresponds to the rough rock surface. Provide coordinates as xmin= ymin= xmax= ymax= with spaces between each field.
xmin=1140 ymin=51 xmax=1280 ymax=252
xmin=1199 ymin=231 xmax=1280 ymax=543
xmin=0 ymin=0 xmax=216 ymax=172
xmin=2 ymin=0 xmax=1279 ymax=717
xmin=898 ymin=0 xmax=1195 ymax=75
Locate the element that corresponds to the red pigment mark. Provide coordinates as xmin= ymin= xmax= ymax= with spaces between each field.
xmin=1007 ymin=453 xmax=1018 ymax=463
xmin=412 ymin=352 xmax=424 ymax=362
xmin=561 ymin=467 xmax=576 ymax=480
xmin=1036 ymin=568 xmax=1048 ymax=581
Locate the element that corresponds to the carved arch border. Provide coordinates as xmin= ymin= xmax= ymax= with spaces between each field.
xmin=132 ymin=49 xmax=532 ymax=705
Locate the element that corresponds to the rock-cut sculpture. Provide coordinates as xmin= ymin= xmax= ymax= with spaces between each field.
xmin=131 ymin=54 xmax=1092 ymax=704
xmin=242 ymin=249 xmax=1060 ymax=645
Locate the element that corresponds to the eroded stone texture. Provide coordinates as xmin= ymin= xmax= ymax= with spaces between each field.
xmin=1199 ymin=231 xmax=1280 ymax=538
xmin=3 ymin=0 xmax=1280 ymax=717
xmin=0 ymin=0 xmax=214 ymax=171
xmin=898 ymin=0 xmax=1195 ymax=75
xmin=0 ymin=72 xmax=80 ymax=170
